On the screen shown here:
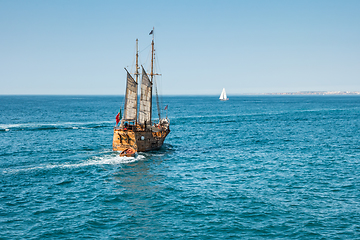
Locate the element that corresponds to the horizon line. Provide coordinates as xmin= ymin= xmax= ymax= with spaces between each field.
xmin=1 ymin=91 xmax=360 ymax=97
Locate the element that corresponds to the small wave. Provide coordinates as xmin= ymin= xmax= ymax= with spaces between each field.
xmin=33 ymin=207 xmax=60 ymax=215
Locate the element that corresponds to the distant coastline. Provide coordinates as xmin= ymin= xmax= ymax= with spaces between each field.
xmin=256 ymin=91 xmax=360 ymax=95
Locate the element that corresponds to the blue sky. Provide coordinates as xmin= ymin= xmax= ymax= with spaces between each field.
xmin=0 ymin=0 xmax=359 ymax=95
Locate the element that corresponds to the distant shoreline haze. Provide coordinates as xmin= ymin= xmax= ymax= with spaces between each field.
xmin=255 ymin=91 xmax=360 ymax=95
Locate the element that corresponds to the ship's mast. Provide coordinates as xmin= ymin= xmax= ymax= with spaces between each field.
xmin=149 ymin=28 xmax=161 ymax=122
xmin=135 ymin=39 xmax=139 ymax=124
xmin=150 ymin=28 xmax=154 ymax=82
xmin=135 ymin=39 xmax=139 ymax=83
xmin=149 ymin=28 xmax=155 ymax=124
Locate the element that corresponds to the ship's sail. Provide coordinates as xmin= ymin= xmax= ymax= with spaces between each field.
xmin=138 ymin=67 xmax=152 ymax=125
xmin=219 ymin=88 xmax=227 ymax=100
xmin=123 ymin=70 xmax=138 ymax=120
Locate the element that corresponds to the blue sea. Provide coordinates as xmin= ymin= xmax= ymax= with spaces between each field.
xmin=1 ymin=95 xmax=360 ymax=239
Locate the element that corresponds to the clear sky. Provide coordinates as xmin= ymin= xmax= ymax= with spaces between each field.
xmin=1 ymin=0 xmax=359 ymax=95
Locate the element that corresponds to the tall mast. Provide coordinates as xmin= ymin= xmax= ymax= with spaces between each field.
xmin=135 ymin=39 xmax=139 ymax=83
xmin=135 ymin=39 xmax=139 ymax=124
xmin=149 ymin=27 xmax=161 ymax=122
xmin=149 ymin=28 xmax=155 ymax=123
xmin=150 ymin=28 xmax=154 ymax=82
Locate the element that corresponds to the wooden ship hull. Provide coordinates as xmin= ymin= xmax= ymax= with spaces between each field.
xmin=113 ymin=126 xmax=170 ymax=152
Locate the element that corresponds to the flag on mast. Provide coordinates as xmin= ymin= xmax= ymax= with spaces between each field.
xmin=115 ymin=109 xmax=122 ymax=125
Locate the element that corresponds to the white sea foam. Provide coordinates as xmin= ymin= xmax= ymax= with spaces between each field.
xmin=0 ymin=121 xmax=114 ymax=131
xmin=2 ymin=154 xmax=145 ymax=174
xmin=64 ymin=154 xmax=145 ymax=168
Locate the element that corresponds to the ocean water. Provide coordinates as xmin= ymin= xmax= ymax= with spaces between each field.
xmin=1 ymin=95 xmax=360 ymax=239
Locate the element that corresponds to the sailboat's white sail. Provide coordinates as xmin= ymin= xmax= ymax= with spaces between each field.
xmin=138 ymin=67 xmax=152 ymax=125
xmin=123 ymin=70 xmax=138 ymax=120
xmin=219 ymin=88 xmax=228 ymax=100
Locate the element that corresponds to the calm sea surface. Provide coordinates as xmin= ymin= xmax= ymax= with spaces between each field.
xmin=1 ymin=95 xmax=360 ymax=239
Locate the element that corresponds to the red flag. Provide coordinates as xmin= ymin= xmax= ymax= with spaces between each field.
xmin=116 ymin=112 xmax=120 ymax=125
xmin=116 ymin=109 xmax=121 ymax=125
xmin=164 ymin=105 xmax=168 ymax=110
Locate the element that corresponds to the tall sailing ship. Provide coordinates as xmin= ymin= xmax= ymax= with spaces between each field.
xmin=113 ymin=30 xmax=170 ymax=154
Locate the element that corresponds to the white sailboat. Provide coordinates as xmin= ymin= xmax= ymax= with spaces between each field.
xmin=219 ymin=88 xmax=229 ymax=101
